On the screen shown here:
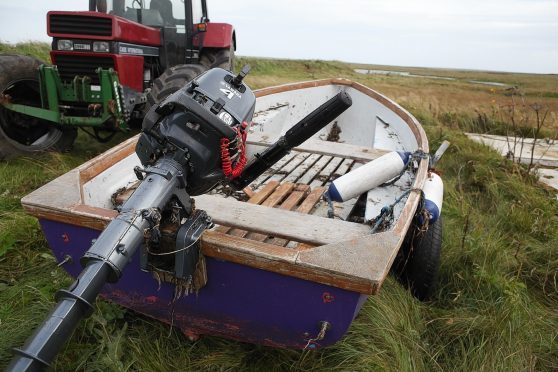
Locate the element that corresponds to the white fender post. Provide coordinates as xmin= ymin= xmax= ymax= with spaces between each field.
xmin=423 ymin=172 xmax=444 ymax=223
xmin=328 ymin=151 xmax=411 ymax=202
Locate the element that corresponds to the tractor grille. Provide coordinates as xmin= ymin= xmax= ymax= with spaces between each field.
xmin=55 ymin=55 xmax=115 ymax=84
xmin=49 ymin=14 xmax=112 ymax=36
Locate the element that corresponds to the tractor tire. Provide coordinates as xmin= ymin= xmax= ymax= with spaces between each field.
xmin=0 ymin=54 xmax=77 ymax=160
xmin=392 ymin=215 xmax=443 ymax=301
xmin=199 ymin=45 xmax=235 ymax=71
xmin=145 ymin=63 xmax=207 ymax=112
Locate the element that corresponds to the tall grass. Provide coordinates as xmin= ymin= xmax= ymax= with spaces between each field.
xmin=0 ymin=42 xmax=51 ymax=63
xmin=1 ymin=43 xmax=557 ymax=371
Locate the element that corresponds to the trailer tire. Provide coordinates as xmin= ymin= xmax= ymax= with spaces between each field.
xmin=392 ymin=215 xmax=442 ymax=301
xmin=199 ymin=45 xmax=235 ymax=71
xmin=145 ymin=64 xmax=207 ymax=112
xmin=0 ymin=54 xmax=77 ymax=160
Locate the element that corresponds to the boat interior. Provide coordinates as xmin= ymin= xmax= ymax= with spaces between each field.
xmin=22 ymin=79 xmax=429 ymax=295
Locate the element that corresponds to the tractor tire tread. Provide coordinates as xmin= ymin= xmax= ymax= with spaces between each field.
xmin=199 ymin=46 xmax=235 ymax=71
xmin=144 ymin=64 xmax=206 ymax=113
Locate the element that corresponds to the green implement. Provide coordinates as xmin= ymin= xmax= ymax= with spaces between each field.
xmin=1 ymin=65 xmax=128 ymax=130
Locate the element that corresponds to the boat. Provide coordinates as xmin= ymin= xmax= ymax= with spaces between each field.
xmin=20 ymin=78 xmax=441 ymax=351
xmin=466 ymin=132 xmax=558 ymax=196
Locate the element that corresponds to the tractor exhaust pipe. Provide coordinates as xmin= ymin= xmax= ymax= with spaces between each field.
xmin=231 ymin=91 xmax=352 ymax=190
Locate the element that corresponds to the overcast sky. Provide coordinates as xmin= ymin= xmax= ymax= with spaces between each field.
xmin=0 ymin=0 xmax=556 ymax=74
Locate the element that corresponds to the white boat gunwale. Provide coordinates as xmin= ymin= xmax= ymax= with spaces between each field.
xmin=21 ymin=78 xmax=430 ymax=295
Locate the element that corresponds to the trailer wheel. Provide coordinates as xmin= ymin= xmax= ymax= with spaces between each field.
xmin=0 ymin=54 xmax=77 ymax=160
xmin=392 ymin=215 xmax=442 ymax=301
xmin=145 ymin=64 xmax=207 ymax=112
xmin=199 ymin=45 xmax=235 ymax=71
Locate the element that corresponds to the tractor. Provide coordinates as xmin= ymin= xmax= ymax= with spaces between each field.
xmin=0 ymin=0 xmax=236 ymax=159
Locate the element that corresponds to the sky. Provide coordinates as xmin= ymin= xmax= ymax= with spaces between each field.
xmin=0 ymin=0 xmax=557 ymax=74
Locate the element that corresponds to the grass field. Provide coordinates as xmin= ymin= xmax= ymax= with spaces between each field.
xmin=1 ymin=42 xmax=557 ymax=371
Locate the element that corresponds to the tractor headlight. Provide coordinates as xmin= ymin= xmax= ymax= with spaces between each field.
xmin=93 ymin=41 xmax=110 ymax=53
xmin=57 ymin=40 xmax=73 ymax=51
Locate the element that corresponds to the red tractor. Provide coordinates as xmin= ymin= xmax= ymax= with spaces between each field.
xmin=0 ymin=0 xmax=236 ymax=158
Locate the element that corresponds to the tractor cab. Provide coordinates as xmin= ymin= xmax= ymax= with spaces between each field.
xmin=91 ymin=0 xmax=205 ymax=26
xmin=89 ymin=0 xmax=209 ymax=68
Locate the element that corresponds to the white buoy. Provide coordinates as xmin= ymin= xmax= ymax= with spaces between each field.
xmin=423 ymin=172 xmax=444 ymax=223
xmin=328 ymin=151 xmax=410 ymax=202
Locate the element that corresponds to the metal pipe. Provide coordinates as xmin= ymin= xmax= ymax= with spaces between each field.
xmin=7 ymin=158 xmax=185 ymax=371
xmin=8 ymin=261 xmax=111 ymax=371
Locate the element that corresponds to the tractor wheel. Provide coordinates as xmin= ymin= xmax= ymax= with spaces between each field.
xmin=145 ymin=64 xmax=207 ymax=112
xmin=0 ymin=54 xmax=77 ymax=160
xmin=199 ymin=45 xmax=235 ymax=71
xmin=392 ymin=215 xmax=443 ymax=301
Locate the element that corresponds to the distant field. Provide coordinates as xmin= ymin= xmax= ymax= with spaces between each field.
xmin=239 ymin=57 xmax=558 ymax=135
xmin=1 ymin=42 xmax=557 ymax=371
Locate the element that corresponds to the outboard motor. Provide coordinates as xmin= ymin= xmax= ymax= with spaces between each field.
xmin=8 ymin=65 xmax=352 ymax=371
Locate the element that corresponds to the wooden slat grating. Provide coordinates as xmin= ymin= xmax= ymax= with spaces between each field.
xmin=252 ymin=152 xmax=297 ymax=191
xmin=298 ymin=155 xmax=332 ymax=185
xmin=310 ymin=156 xmax=344 ymax=188
xmin=248 ymin=184 xmax=310 ymax=243
xmin=267 ymin=186 xmax=322 ymax=247
xmin=283 ymin=154 xmax=321 ymax=184
xmin=217 ymin=150 xmax=362 ymax=248
xmin=268 ymin=153 xmax=310 ymax=184
xmin=215 ymin=181 xmax=279 ymax=234
xmin=228 ymin=182 xmax=294 ymax=238
xmin=108 ymin=148 xmax=364 ymax=250
xmin=217 ymin=182 xmax=326 ymax=248
xmin=251 ymin=152 xmax=354 ymax=192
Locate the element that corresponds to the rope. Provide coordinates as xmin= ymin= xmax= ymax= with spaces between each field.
xmin=145 ymin=237 xmax=200 ymax=256
xmin=370 ymin=189 xmax=412 ymax=233
xmin=369 ymin=149 xmax=431 ymax=233
xmin=323 ymin=191 xmax=345 ymax=220
xmin=304 ymin=321 xmax=331 ymax=350
xmin=324 ymin=192 xmax=335 ymax=219
xmin=381 ymin=150 xmax=429 ymax=187
xmin=369 ymin=187 xmax=426 ymax=233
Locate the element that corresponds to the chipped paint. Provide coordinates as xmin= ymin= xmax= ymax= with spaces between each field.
xmin=40 ymin=219 xmax=363 ymax=349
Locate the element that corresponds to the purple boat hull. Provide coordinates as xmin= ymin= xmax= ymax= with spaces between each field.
xmin=40 ymin=219 xmax=368 ymax=349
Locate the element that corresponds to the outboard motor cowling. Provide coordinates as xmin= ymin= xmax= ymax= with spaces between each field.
xmin=137 ymin=66 xmax=256 ymax=195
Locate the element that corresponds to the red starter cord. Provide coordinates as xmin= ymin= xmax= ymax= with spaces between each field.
xmin=220 ymin=121 xmax=249 ymax=179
